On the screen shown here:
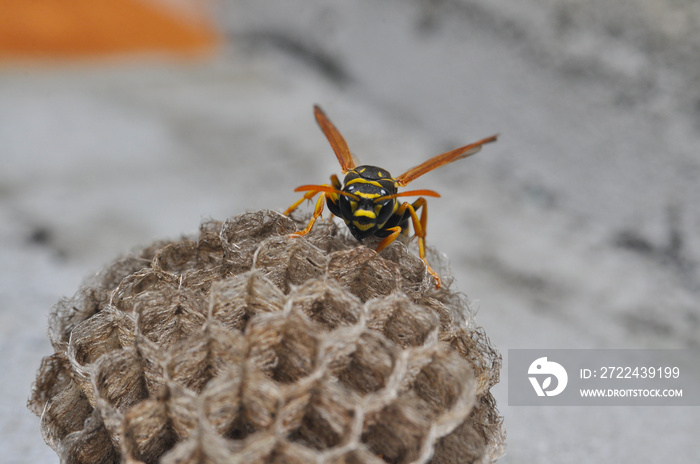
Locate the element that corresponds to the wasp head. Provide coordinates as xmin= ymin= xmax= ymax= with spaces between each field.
xmin=337 ymin=166 xmax=399 ymax=240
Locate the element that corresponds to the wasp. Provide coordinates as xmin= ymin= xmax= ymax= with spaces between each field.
xmin=284 ymin=105 xmax=497 ymax=288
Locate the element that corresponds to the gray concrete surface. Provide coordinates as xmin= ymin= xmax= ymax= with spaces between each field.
xmin=2 ymin=1 xmax=699 ymax=462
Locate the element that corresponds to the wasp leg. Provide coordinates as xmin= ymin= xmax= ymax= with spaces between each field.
xmin=376 ymin=198 xmax=441 ymax=288
xmin=284 ymin=189 xmax=321 ymax=216
xmin=291 ymin=191 xmax=327 ymax=237
xmin=410 ymin=198 xmax=441 ymax=288
xmin=284 ymin=175 xmax=341 ymax=216
xmin=375 ymin=226 xmax=403 ymax=253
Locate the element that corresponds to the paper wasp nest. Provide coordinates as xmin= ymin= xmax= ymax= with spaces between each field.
xmin=29 ymin=210 xmax=504 ymax=464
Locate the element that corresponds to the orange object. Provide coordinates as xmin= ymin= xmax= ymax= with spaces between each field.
xmin=0 ymin=0 xmax=218 ymax=59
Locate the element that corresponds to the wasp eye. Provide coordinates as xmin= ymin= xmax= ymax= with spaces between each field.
xmin=380 ymin=189 xmax=386 ymax=195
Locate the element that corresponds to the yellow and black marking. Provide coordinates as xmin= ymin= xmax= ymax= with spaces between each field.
xmin=331 ymin=166 xmax=399 ymax=237
xmin=284 ymin=105 xmax=497 ymax=288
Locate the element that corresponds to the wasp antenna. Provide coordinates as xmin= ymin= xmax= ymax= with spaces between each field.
xmin=374 ymin=189 xmax=441 ymax=202
xmin=294 ymin=184 xmax=360 ymax=200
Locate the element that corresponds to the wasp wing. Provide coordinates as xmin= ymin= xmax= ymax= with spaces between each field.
xmin=314 ymin=105 xmax=357 ymax=174
xmin=395 ymin=134 xmax=498 ymax=187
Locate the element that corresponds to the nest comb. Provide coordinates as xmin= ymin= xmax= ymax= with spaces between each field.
xmin=28 ymin=210 xmax=504 ymax=464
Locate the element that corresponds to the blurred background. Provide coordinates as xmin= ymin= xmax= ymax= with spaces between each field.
xmin=1 ymin=0 xmax=699 ymax=462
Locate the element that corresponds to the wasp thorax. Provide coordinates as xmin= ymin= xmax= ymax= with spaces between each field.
xmin=29 ymin=210 xmax=504 ymax=464
xmin=349 ymin=165 xmax=392 ymax=181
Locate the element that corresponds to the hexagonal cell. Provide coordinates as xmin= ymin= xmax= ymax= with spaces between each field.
xmin=366 ymin=293 xmax=439 ymax=348
xmin=431 ymin=419 xmax=487 ymax=464
xmin=67 ymin=308 xmax=133 ymax=368
xmin=201 ymin=364 xmax=281 ymax=440
xmin=40 ymin=381 xmax=94 ymax=451
xmin=165 ymin=323 xmax=247 ymax=393
xmin=442 ymin=327 xmax=502 ymax=396
xmin=28 ymin=352 xmax=72 ymax=417
xmin=253 ymin=235 xmax=328 ymax=293
xmin=233 ymin=435 xmax=320 ymax=464
xmin=220 ymin=210 xmax=297 ymax=274
xmin=328 ymin=247 xmax=401 ymax=302
xmin=293 ymin=216 xmax=354 ymax=254
xmin=48 ymin=288 xmax=111 ymax=348
xmin=92 ymin=349 xmax=150 ymax=412
xmin=121 ymin=397 xmax=181 ymax=463
xmin=209 ymin=271 xmax=285 ymax=332
xmin=134 ymin=286 xmax=208 ymax=349
xmin=403 ymin=344 xmax=476 ymax=418
xmin=287 ymin=279 xmax=363 ymax=330
xmin=246 ymin=311 xmax=321 ymax=384
xmin=325 ymin=447 xmax=388 ymax=464
xmin=361 ymin=393 xmax=433 ymax=464
xmin=376 ymin=240 xmax=431 ymax=296
xmin=283 ymin=380 xmax=357 ymax=450
xmin=333 ymin=330 xmax=398 ymax=396
xmin=158 ymin=427 xmax=239 ymax=464
xmin=57 ymin=410 xmax=119 ymax=464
